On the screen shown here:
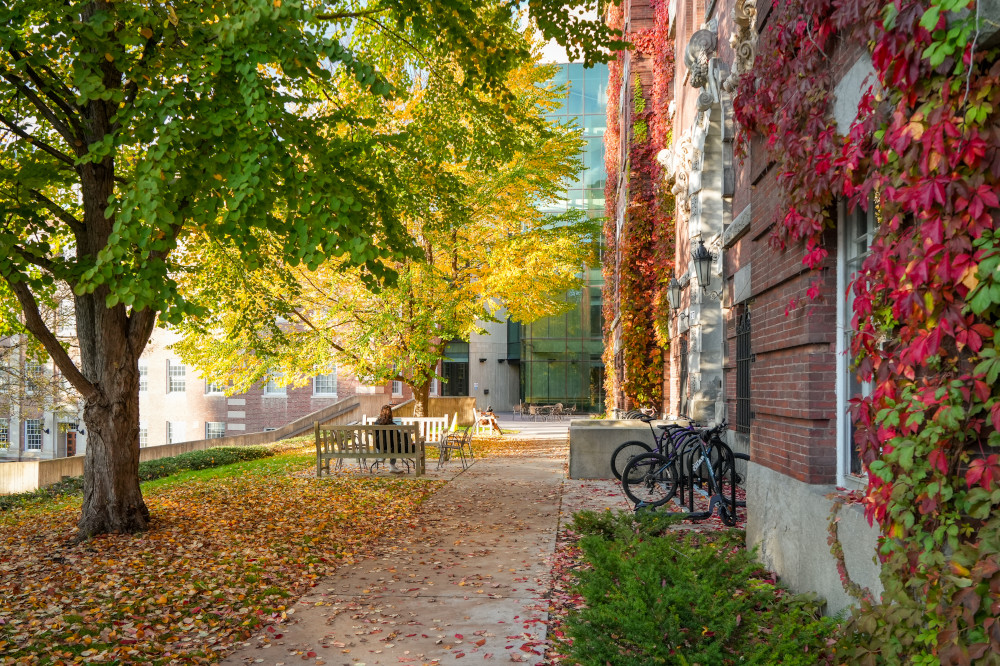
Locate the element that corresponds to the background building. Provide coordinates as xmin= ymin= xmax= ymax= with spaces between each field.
xmin=519 ymin=62 xmax=608 ymax=413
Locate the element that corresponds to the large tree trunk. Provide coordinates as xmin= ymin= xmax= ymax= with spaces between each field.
xmin=411 ymin=380 xmax=431 ymax=418
xmin=75 ymin=294 xmax=154 ymax=538
xmin=78 ymin=363 xmax=148 ymax=537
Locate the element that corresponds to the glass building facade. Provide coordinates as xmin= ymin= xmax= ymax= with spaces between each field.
xmin=519 ymin=63 xmax=607 ymax=413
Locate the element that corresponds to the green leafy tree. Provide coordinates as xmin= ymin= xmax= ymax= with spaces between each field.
xmin=0 ymin=0 xmax=618 ymax=537
xmin=173 ymin=42 xmax=597 ymax=417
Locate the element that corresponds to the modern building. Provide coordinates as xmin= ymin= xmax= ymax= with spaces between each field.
xmin=518 ymin=61 xmax=609 ymax=414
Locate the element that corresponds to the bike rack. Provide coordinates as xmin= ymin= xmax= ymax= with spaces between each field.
xmin=633 ymin=440 xmax=740 ymax=526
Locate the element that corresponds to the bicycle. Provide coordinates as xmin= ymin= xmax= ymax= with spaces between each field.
xmin=609 ymin=415 xmax=702 ymax=480
xmin=621 ymin=421 xmax=744 ymax=526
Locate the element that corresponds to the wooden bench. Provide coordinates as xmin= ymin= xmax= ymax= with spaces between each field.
xmin=361 ymin=415 xmax=451 ymax=447
xmin=315 ymin=423 xmax=424 ymax=477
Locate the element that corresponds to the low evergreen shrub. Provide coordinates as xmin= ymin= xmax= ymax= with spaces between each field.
xmin=566 ymin=510 xmax=836 ymax=665
xmin=137 ymin=446 xmax=273 ymax=481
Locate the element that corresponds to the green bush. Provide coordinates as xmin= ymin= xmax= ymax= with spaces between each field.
xmin=566 ymin=511 xmax=836 ymax=665
xmin=137 ymin=446 xmax=273 ymax=481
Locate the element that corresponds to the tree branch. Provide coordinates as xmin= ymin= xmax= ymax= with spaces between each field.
xmin=0 ymin=69 xmax=80 ymax=150
xmin=3 ymin=277 xmax=97 ymax=399
xmin=314 ymin=6 xmax=390 ymax=21
xmin=27 ymin=188 xmax=85 ymax=236
xmin=0 ymin=111 xmax=77 ymax=167
xmin=6 ymin=49 xmax=86 ymax=139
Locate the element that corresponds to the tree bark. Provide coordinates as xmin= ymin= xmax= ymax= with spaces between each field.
xmin=411 ymin=380 xmax=431 ymax=418
xmin=78 ymin=357 xmax=149 ymax=537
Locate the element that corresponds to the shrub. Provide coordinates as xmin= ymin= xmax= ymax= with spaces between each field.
xmin=137 ymin=446 xmax=273 ymax=481
xmin=566 ymin=511 xmax=836 ymax=665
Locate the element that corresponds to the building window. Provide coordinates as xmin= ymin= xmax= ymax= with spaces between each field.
xmin=264 ymin=372 xmax=286 ymax=395
xmin=735 ymin=305 xmax=753 ymax=437
xmin=314 ymin=372 xmax=337 ymax=395
xmin=205 ymin=422 xmax=226 ymax=439
xmin=441 ymin=340 xmax=469 ymax=397
xmin=58 ymin=299 xmax=75 ymax=336
xmin=205 ymin=380 xmax=225 ymax=395
xmin=25 ymin=361 xmax=45 ymax=395
xmin=139 ymin=363 xmax=149 ymax=392
xmin=166 ymin=421 xmax=185 ymax=444
xmin=167 ymin=360 xmax=186 ymax=393
xmin=25 ymin=419 xmax=42 ymax=450
xmin=139 ymin=423 xmax=148 ymax=448
xmin=0 ymin=418 xmax=8 ymax=448
xmin=392 ymin=380 xmax=403 ymax=396
xmin=838 ymin=199 xmax=878 ymax=483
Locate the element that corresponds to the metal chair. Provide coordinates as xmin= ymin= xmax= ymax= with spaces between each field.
xmin=437 ymin=426 xmax=473 ymax=470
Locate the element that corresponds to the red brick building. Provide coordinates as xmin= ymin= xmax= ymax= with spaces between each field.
xmin=138 ymin=329 xmax=412 ymax=448
xmin=606 ymin=0 xmax=884 ymax=614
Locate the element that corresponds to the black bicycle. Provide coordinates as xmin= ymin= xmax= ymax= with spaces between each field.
xmin=609 ymin=415 xmax=703 ymax=481
xmin=621 ymin=421 xmax=745 ymax=526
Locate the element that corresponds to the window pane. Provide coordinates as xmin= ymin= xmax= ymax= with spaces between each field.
xmin=265 ymin=372 xmax=286 ymax=395
xmin=139 ymin=364 xmax=149 ymax=392
xmin=314 ymin=372 xmax=337 ymax=394
xmin=206 ymin=422 xmax=226 ymax=439
xmin=0 ymin=418 xmax=8 ymax=448
xmin=167 ymin=361 xmax=186 ymax=393
xmin=25 ymin=419 xmax=42 ymax=450
xmin=139 ymin=423 xmax=148 ymax=448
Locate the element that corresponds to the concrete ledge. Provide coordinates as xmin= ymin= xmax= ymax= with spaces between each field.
xmin=746 ymin=462 xmax=883 ymax=616
xmin=568 ymin=420 xmax=664 ymax=479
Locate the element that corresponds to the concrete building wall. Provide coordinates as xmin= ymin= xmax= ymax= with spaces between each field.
xmin=468 ymin=318 xmax=517 ymax=412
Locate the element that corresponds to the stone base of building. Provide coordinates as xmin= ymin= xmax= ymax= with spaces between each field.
xmin=746 ymin=462 xmax=883 ymax=616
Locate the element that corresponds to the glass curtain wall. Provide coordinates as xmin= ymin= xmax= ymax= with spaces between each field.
xmin=520 ymin=63 xmax=607 ymax=413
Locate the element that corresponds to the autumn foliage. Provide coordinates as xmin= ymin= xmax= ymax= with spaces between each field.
xmin=734 ymin=0 xmax=1000 ymax=660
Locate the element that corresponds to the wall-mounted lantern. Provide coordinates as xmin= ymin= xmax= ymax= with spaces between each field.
xmin=692 ymin=240 xmax=714 ymax=291
xmin=667 ymin=277 xmax=682 ymax=311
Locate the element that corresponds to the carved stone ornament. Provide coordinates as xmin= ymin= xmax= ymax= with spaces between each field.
xmin=685 ymin=28 xmax=718 ymax=89
xmin=722 ymin=0 xmax=758 ymax=93
xmin=671 ymin=132 xmax=695 ymax=216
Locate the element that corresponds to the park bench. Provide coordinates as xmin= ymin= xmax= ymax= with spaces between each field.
xmin=315 ymin=422 xmax=424 ymax=477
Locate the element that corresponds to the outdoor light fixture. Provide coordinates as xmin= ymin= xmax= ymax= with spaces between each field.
xmin=667 ymin=277 xmax=682 ymax=311
xmin=479 ymin=358 xmax=487 ymax=363
xmin=692 ymin=240 xmax=723 ymax=302
xmin=692 ymin=240 xmax=714 ymax=291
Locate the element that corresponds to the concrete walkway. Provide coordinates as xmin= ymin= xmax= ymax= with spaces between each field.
xmin=222 ymin=445 xmax=627 ymax=666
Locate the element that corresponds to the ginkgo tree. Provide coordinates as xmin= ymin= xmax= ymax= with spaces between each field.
xmin=173 ymin=39 xmax=597 ymax=417
xmin=0 ymin=0 xmax=619 ymax=537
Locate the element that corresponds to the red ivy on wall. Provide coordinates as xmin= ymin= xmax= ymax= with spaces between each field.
xmin=602 ymin=0 xmax=676 ymax=412
xmin=734 ymin=0 xmax=1000 ymax=660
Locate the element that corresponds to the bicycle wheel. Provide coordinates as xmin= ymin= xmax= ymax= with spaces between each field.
xmin=698 ymin=442 xmax=738 ymax=526
xmin=610 ymin=440 xmax=652 ymax=480
xmin=621 ymin=452 xmax=678 ymax=508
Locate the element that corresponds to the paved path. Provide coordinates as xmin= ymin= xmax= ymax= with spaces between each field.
xmin=222 ymin=444 xmax=628 ymax=666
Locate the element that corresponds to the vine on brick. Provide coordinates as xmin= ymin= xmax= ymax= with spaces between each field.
xmin=602 ymin=0 xmax=675 ymax=412
xmin=734 ymin=0 xmax=1000 ymax=661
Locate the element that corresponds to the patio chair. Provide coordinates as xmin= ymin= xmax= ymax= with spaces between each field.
xmin=551 ymin=403 xmax=564 ymax=421
xmin=528 ymin=405 xmax=540 ymax=422
xmin=512 ymin=400 xmax=524 ymax=420
xmin=437 ymin=426 xmax=473 ymax=470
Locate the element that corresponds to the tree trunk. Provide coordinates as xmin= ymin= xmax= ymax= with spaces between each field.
xmin=411 ymin=380 xmax=431 ymax=418
xmin=78 ymin=366 xmax=149 ymax=537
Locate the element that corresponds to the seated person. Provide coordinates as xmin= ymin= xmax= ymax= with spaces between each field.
xmin=479 ymin=405 xmax=503 ymax=435
xmin=373 ymin=404 xmax=414 ymax=473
